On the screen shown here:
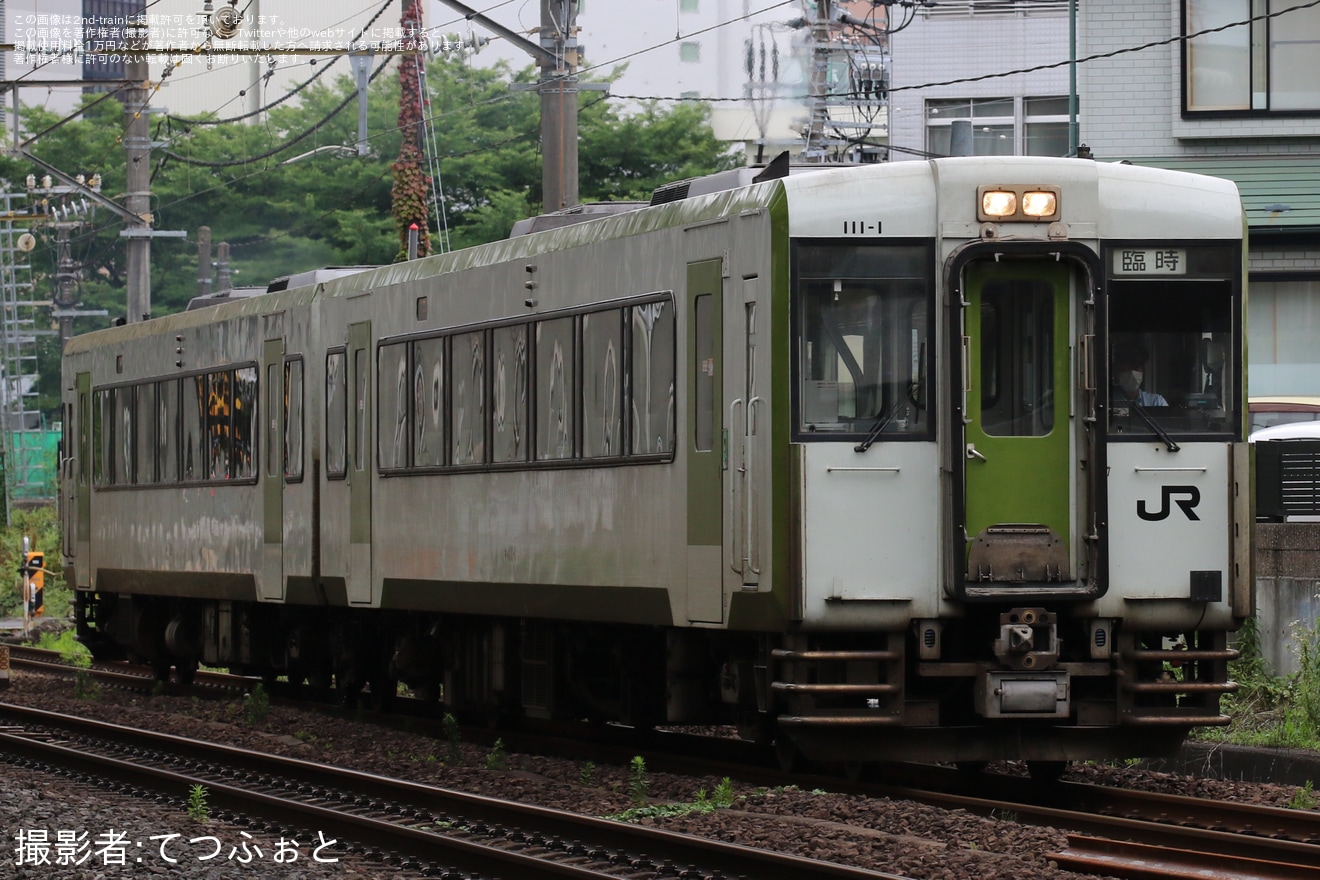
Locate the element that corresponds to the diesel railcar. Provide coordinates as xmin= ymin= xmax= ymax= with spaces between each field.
xmin=61 ymin=157 xmax=1251 ymax=769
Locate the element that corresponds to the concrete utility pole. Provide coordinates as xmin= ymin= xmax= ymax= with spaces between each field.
xmin=538 ymin=0 xmax=579 ymax=211
xmin=197 ymin=226 xmax=212 ymax=299
xmin=123 ymin=16 xmax=152 ymax=323
xmin=437 ymin=0 xmax=599 ymax=211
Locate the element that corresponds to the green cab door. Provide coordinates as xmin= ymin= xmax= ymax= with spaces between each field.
xmin=961 ymin=261 xmax=1073 ymax=585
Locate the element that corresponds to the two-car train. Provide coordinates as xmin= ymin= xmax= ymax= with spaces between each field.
xmin=61 ymin=156 xmax=1251 ymax=770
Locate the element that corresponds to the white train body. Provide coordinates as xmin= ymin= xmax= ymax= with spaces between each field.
xmin=63 ymin=157 xmax=1250 ymax=765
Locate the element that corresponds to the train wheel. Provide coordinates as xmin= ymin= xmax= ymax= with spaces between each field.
xmin=843 ymin=761 xmax=871 ymax=783
xmin=775 ymin=736 xmax=802 ymax=772
xmin=735 ymin=711 xmax=773 ymax=746
xmin=1027 ymin=760 xmax=1067 ymax=783
xmin=955 ymin=761 xmax=989 ymax=777
xmin=175 ymin=660 xmax=198 ymax=686
xmin=366 ymin=677 xmax=397 ymax=712
xmin=335 ymin=675 xmax=362 ymax=710
xmin=151 ymin=660 xmax=171 ymax=683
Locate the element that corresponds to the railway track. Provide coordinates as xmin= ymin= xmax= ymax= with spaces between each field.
xmin=4 ymin=644 xmax=253 ymax=697
xmin=8 ymin=649 xmax=1320 ymax=878
xmin=0 ymin=702 xmax=910 ymax=880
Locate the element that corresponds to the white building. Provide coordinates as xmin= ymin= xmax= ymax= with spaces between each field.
xmin=886 ymin=1 xmax=1072 ymax=162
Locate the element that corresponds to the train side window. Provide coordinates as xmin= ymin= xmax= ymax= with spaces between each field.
xmin=353 ymin=350 xmax=368 ymax=473
xmin=583 ymin=309 xmax=623 ymax=458
xmin=182 ymin=375 xmax=206 ymax=482
xmin=116 ymin=385 xmax=134 ymax=485
xmin=693 ymin=295 xmax=715 ymax=452
xmin=452 ymin=331 xmax=485 ymax=465
xmin=1108 ymin=278 xmax=1236 ymax=437
xmin=794 ymin=243 xmax=932 ymax=440
xmin=413 ymin=337 xmax=445 ymax=468
xmin=536 ymin=317 xmax=575 ymax=460
xmin=632 ymin=298 xmax=675 ymax=455
xmin=326 ymin=350 xmax=348 ymax=478
xmin=79 ymin=391 xmax=89 ymax=486
xmin=234 ymin=368 xmax=258 ymax=480
xmin=378 ymin=342 xmax=410 ymax=470
xmin=158 ymin=379 xmax=178 ymax=483
xmin=92 ymin=389 xmax=107 ymax=486
xmin=285 ymin=358 xmax=304 ymax=480
xmin=266 ymin=364 xmax=280 ymax=479
xmin=207 ymin=371 xmax=233 ymax=480
xmin=491 ymin=324 xmax=529 ymax=463
xmin=135 ymin=382 xmax=156 ymax=483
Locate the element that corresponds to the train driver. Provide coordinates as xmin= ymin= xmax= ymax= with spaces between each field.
xmin=1111 ymin=340 xmax=1168 ymax=407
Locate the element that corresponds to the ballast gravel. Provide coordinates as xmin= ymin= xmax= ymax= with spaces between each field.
xmin=0 ymin=670 xmax=1311 ymax=880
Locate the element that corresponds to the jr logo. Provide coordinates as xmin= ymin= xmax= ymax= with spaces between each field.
xmin=1137 ymin=485 xmax=1201 ymax=522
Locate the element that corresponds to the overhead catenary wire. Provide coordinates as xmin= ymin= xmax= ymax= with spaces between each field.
xmin=159 ymin=54 xmax=396 ymax=168
xmin=26 ymin=0 xmax=1316 ymax=253
xmin=165 ymin=0 xmax=399 ymax=126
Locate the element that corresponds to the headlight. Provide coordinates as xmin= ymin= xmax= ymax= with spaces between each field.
xmin=981 ymin=190 xmax=1017 ymax=218
xmin=1021 ymin=190 xmax=1058 ymax=217
xmin=976 ymin=185 xmax=1061 ymax=222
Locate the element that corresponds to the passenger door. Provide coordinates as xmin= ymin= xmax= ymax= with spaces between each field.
xmin=686 ymin=259 xmax=724 ymax=623
xmin=727 ymin=279 xmax=762 ymax=591
xmin=347 ymin=321 xmax=374 ymax=606
xmin=961 ymin=261 xmax=1073 ymax=585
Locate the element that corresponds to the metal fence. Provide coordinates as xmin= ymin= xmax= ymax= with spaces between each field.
xmin=1256 ymin=439 xmax=1320 ymax=522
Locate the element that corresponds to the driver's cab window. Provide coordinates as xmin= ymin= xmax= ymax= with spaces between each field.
xmin=795 ymin=243 xmax=932 ymax=439
xmin=1107 ymin=274 xmax=1236 ymax=437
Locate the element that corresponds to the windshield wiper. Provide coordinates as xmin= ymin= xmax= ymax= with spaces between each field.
xmin=1116 ymin=387 xmax=1180 ymax=452
xmin=854 ymin=404 xmax=900 ymax=453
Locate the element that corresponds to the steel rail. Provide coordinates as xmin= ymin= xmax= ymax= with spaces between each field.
xmin=0 ymin=702 xmax=910 ymax=880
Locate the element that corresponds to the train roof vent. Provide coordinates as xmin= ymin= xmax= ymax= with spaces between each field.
xmin=508 ymin=201 xmax=647 ymax=238
xmin=648 ymin=151 xmax=793 ymax=206
xmin=184 ymin=287 xmax=267 ymax=311
xmin=266 ymin=265 xmax=378 ymax=293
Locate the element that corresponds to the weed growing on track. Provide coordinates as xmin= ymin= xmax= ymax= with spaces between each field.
xmin=579 ymin=761 xmax=596 ymax=787
xmin=442 ymin=713 xmax=462 ymax=764
xmin=73 ymin=670 xmax=98 ymax=700
xmin=629 ymin=756 xmax=649 ymax=805
xmin=1289 ymin=780 xmax=1318 ymax=810
xmin=608 ymin=776 xmax=740 ymax=823
xmin=245 ymin=683 xmax=270 ymax=725
xmin=486 ymin=738 xmax=506 ymax=770
xmin=187 ymin=784 xmax=210 ymax=822
xmin=35 ymin=629 xmax=90 ymax=666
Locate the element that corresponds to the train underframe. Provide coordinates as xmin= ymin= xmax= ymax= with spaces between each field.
xmin=75 ymin=590 xmax=1236 ymax=765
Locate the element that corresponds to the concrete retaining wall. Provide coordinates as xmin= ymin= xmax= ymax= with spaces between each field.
xmin=1254 ymin=523 xmax=1320 ymax=677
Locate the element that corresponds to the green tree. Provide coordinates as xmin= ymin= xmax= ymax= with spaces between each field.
xmin=2 ymin=54 xmax=732 ymax=350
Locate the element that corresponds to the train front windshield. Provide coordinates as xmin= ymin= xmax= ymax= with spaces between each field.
xmin=794 ymin=242 xmax=933 ymax=439
xmin=1106 ymin=245 xmax=1240 ymax=439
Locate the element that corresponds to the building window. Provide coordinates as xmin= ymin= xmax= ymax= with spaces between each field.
xmin=1249 ymin=278 xmax=1320 ymax=394
xmin=680 ymin=41 xmax=701 ymax=63
xmin=926 ymin=96 xmax=1072 ymax=157
xmin=921 ymin=0 xmax=1068 ymax=16
xmin=1023 ymin=96 xmax=1070 ymax=156
xmin=1185 ymin=0 xmax=1320 ymax=113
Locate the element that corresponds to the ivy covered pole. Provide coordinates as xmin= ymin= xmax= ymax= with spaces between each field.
xmin=391 ymin=0 xmax=431 ymax=260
